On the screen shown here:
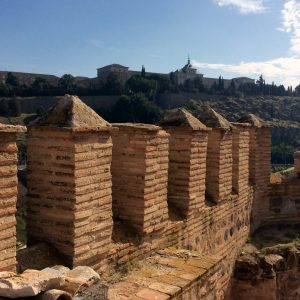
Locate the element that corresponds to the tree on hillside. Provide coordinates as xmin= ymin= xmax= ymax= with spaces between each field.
xmin=256 ymin=74 xmax=265 ymax=94
xmin=226 ymin=80 xmax=236 ymax=96
xmin=59 ymin=74 xmax=76 ymax=94
xmin=31 ymin=77 xmax=51 ymax=95
xmin=218 ymin=76 xmax=224 ymax=91
xmin=110 ymin=93 xmax=162 ymax=124
xmin=193 ymin=76 xmax=205 ymax=92
xmin=7 ymin=98 xmax=21 ymax=117
xmin=0 ymin=83 xmax=10 ymax=97
xmin=141 ymin=65 xmax=146 ymax=78
xmin=126 ymin=75 xmax=156 ymax=97
xmin=103 ymin=72 xmax=123 ymax=95
xmin=5 ymin=72 xmax=19 ymax=86
xmin=295 ymin=84 xmax=300 ymax=96
xmin=147 ymin=74 xmax=174 ymax=94
xmin=209 ymin=81 xmax=218 ymax=94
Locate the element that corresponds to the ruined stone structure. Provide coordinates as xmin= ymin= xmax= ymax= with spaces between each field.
xmin=267 ymin=152 xmax=300 ymax=225
xmin=1 ymin=95 xmax=299 ymax=299
xmin=0 ymin=124 xmax=25 ymax=272
xmin=111 ymin=124 xmax=169 ymax=238
xmin=26 ymin=96 xmax=113 ymax=270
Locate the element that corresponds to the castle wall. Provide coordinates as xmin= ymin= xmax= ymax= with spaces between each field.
xmin=26 ymin=127 xmax=113 ymax=269
xmin=0 ymin=132 xmax=19 ymax=272
xmin=236 ymin=123 xmax=271 ymax=232
xmin=232 ymin=124 xmax=250 ymax=195
xmin=161 ymin=127 xmax=208 ymax=218
xmin=0 ymin=96 xmax=278 ymax=299
xmin=205 ymin=129 xmax=233 ymax=203
xmin=266 ymin=154 xmax=300 ymax=226
xmin=111 ymin=124 xmax=169 ymax=238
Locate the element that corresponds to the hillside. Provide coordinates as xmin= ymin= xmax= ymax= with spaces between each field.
xmin=169 ymin=95 xmax=300 ymax=164
xmin=0 ymin=94 xmax=299 ymax=164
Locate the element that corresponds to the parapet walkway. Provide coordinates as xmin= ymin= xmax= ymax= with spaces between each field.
xmin=108 ymin=247 xmax=221 ymax=300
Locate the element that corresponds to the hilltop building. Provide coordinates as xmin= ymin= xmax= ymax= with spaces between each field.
xmin=172 ymin=57 xmax=203 ymax=85
xmin=97 ymin=58 xmax=255 ymax=88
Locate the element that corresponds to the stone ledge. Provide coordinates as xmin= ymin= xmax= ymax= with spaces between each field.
xmin=108 ymin=247 xmax=220 ymax=300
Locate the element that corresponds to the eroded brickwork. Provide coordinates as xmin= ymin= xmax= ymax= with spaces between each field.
xmin=239 ymin=115 xmax=271 ymax=232
xmin=111 ymin=124 xmax=169 ymax=238
xmin=0 ymin=125 xmax=25 ymax=272
xmin=206 ymin=129 xmax=233 ymax=203
xmin=26 ymin=95 xmax=113 ymax=269
xmin=0 ymin=96 xmax=280 ymax=299
xmin=267 ymin=154 xmax=300 ymax=225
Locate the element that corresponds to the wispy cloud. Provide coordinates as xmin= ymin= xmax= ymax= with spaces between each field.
xmin=192 ymin=57 xmax=300 ymax=87
xmin=214 ymin=0 xmax=267 ymax=14
xmin=194 ymin=1 xmax=300 ymax=86
xmin=281 ymin=0 xmax=300 ymax=56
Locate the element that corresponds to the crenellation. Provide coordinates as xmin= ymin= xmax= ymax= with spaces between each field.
xmin=238 ymin=114 xmax=271 ymax=231
xmin=231 ymin=123 xmax=250 ymax=195
xmin=0 ymin=124 xmax=26 ymax=272
xmin=111 ymin=123 xmax=169 ymax=238
xmin=26 ymin=95 xmax=113 ymax=269
xmin=160 ymin=108 xmax=209 ymax=219
xmin=2 ymin=94 xmax=295 ymax=299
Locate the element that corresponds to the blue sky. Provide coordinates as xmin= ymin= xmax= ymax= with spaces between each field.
xmin=0 ymin=0 xmax=299 ymax=86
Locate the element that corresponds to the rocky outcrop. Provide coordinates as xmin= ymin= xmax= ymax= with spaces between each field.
xmin=229 ymin=227 xmax=300 ymax=300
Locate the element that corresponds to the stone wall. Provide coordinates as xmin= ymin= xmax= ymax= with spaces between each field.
xmin=111 ymin=124 xmax=169 ymax=238
xmin=266 ymin=154 xmax=300 ymax=225
xmin=0 ymin=124 xmax=25 ymax=272
xmin=0 ymin=96 xmax=277 ymax=299
xmin=26 ymin=95 xmax=113 ymax=270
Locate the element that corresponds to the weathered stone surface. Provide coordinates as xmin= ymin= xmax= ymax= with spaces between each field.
xmin=0 ymin=124 xmax=24 ymax=272
xmin=108 ymin=248 xmax=220 ymax=300
xmin=26 ymin=96 xmax=113 ymax=270
xmin=31 ymin=94 xmax=111 ymax=130
xmin=161 ymin=109 xmax=208 ymax=226
xmin=197 ymin=105 xmax=233 ymax=130
xmin=35 ymin=289 xmax=72 ymax=300
xmin=111 ymin=124 xmax=169 ymax=237
xmin=238 ymin=113 xmax=269 ymax=128
xmin=66 ymin=266 xmax=100 ymax=284
xmin=159 ymin=108 xmax=208 ymax=131
xmin=0 ymin=269 xmax=64 ymax=298
xmin=8 ymin=102 xmax=288 ymax=299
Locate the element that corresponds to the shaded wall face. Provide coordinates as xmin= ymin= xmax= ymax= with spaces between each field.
xmin=164 ymin=128 xmax=209 ymax=217
xmin=111 ymin=127 xmax=169 ymax=238
xmin=248 ymin=127 xmax=271 ymax=231
xmin=27 ymin=128 xmax=76 ymax=266
xmin=0 ymin=133 xmax=18 ymax=272
xmin=268 ymin=179 xmax=300 ymax=225
xmin=21 ymin=120 xmax=274 ymax=298
xmin=232 ymin=127 xmax=250 ymax=195
xmin=26 ymin=128 xmax=113 ymax=268
xmin=206 ymin=129 xmax=232 ymax=203
xmin=73 ymin=131 xmax=113 ymax=269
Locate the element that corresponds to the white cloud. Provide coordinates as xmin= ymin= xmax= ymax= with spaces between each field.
xmin=214 ymin=0 xmax=267 ymax=14
xmin=193 ymin=1 xmax=300 ymax=86
xmin=192 ymin=57 xmax=300 ymax=87
xmin=281 ymin=0 xmax=300 ymax=56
